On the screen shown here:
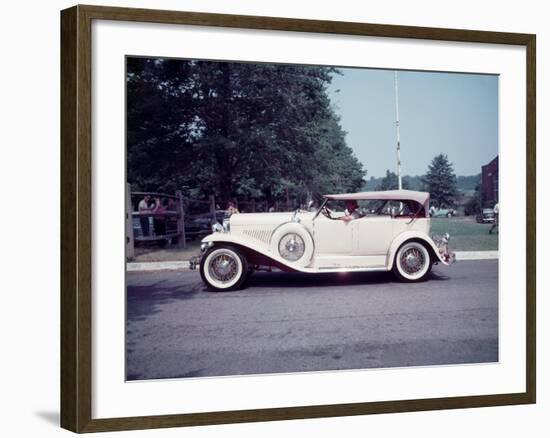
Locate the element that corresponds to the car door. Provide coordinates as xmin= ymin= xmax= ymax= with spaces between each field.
xmin=352 ymin=215 xmax=393 ymax=256
xmin=313 ymin=214 xmax=354 ymax=255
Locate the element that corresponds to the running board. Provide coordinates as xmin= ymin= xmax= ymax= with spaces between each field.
xmin=301 ymin=266 xmax=390 ymax=273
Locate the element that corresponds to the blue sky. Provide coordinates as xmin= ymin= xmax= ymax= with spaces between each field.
xmin=328 ymin=68 xmax=499 ymax=178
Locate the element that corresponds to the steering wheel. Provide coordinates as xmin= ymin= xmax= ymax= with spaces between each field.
xmin=321 ymin=206 xmax=334 ymax=219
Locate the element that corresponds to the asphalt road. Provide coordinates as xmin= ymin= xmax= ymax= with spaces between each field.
xmin=126 ymin=260 xmax=498 ymax=380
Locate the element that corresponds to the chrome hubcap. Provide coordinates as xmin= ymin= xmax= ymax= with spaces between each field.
xmin=209 ymin=254 xmax=238 ymax=282
xmin=400 ymin=247 xmax=425 ymax=274
xmin=279 ymin=233 xmax=305 ymax=261
xmin=286 ymin=238 xmax=298 ymax=252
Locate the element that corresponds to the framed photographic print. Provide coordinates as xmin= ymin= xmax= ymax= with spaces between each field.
xmin=60 ymin=4 xmax=536 ymax=433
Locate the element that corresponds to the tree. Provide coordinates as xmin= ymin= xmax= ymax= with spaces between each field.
xmin=422 ymin=154 xmax=458 ymax=208
xmin=126 ymin=57 xmax=366 ymax=204
xmin=464 ymin=183 xmax=483 ymax=216
xmin=375 ymin=169 xmax=410 ymax=191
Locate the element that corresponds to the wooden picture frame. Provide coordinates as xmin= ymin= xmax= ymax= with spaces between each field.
xmin=61 ymin=4 xmax=536 ymax=433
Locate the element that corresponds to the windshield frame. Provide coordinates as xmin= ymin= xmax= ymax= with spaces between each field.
xmin=315 ymin=197 xmax=427 ymax=220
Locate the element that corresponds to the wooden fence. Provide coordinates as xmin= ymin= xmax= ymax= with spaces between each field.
xmin=126 ymin=183 xmax=295 ymax=259
xmin=126 ymin=185 xmax=222 ymax=259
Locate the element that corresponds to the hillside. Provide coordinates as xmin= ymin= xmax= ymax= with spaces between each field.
xmin=363 ymin=173 xmax=481 ymax=192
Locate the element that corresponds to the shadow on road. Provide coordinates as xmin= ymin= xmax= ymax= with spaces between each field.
xmin=427 ymin=270 xmax=452 ymax=281
xmin=238 ymin=269 xmax=449 ymax=290
xmin=127 ymin=268 xmax=451 ymax=320
xmin=127 ymin=280 xmax=202 ymax=322
xmin=245 ymin=270 xmax=395 ymax=289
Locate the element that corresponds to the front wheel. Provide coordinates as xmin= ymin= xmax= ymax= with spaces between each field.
xmin=199 ymin=245 xmax=249 ymax=291
xmin=392 ymin=241 xmax=432 ymax=282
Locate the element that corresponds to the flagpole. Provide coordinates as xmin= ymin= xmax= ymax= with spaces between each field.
xmin=394 ymin=71 xmax=403 ymax=190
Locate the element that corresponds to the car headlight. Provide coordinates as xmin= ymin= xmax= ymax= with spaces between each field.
xmin=211 ymin=222 xmax=224 ymax=233
xmin=200 ymin=241 xmax=213 ymax=252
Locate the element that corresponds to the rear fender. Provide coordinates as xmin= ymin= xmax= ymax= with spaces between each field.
xmin=387 ymin=231 xmax=449 ymax=268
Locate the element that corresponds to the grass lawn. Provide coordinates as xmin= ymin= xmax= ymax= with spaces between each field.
xmin=130 ymin=217 xmax=498 ymax=262
xmin=431 ymin=218 xmax=499 ymax=251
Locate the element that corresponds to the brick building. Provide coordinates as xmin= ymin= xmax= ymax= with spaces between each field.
xmin=481 ymin=156 xmax=498 ymax=205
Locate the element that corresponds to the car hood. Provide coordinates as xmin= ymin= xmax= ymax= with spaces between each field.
xmin=230 ymin=211 xmax=315 ymax=226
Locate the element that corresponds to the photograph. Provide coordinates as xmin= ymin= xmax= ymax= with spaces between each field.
xmin=125 ymin=56 xmax=500 ymax=381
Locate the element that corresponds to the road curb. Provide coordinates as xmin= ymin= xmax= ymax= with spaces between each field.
xmin=127 ymin=261 xmax=190 ymax=272
xmin=127 ymin=251 xmax=498 ymax=272
xmin=455 ymin=251 xmax=499 ymax=261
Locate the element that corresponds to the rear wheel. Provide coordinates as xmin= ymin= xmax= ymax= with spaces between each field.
xmin=199 ymin=245 xmax=249 ymax=291
xmin=392 ymin=241 xmax=432 ymax=282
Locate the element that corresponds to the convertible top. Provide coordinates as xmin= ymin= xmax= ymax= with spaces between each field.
xmin=324 ymin=189 xmax=429 ymax=206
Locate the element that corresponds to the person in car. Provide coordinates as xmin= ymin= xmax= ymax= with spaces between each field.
xmin=340 ymin=200 xmax=364 ymax=222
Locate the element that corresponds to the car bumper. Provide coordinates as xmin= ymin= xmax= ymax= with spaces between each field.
xmin=189 ymin=240 xmax=215 ymax=271
xmin=433 ymin=235 xmax=455 ymax=265
xmin=436 ymin=245 xmax=456 ymax=265
xmin=443 ymin=250 xmax=456 ymax=264
xmin=189 ymin=255 xmax=200 ymax=271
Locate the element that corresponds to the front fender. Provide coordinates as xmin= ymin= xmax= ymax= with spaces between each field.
xmin=200 ymin=233 xmax=310 ymax=272
xmin=387 ymin=231 xmax=449 ymax=268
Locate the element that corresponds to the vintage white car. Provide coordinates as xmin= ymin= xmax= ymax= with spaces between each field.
xmin=192 ymin=190 xmax=455 ymax=291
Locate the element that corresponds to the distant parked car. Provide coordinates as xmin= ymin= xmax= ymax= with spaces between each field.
xmin=430 ymin=207 xmax=456 ymax=218
xmin=476 ymin=208 xmax=495 ymax=224
xmin=186 ymin=211 xmax=226 ymax=238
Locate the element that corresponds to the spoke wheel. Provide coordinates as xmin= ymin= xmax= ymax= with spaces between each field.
xmin=200 ymin=246 xmax=248 ymax=291
xmin=278 ymin=233 xmax=305 ymax=262
xmin=393 ymin=241 xmax=432 ymax=282
xmin=270 ymin=222 xmax=314 ymax=269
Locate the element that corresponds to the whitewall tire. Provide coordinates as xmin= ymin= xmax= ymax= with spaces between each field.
xmin=392 ymin=241 xmax=432 ymax=282
xmin=200 ymin=245 xmax=248 ymax=291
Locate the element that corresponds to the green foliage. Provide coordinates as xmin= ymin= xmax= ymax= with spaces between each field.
xmin=365 ymin=173 xmax=480 ymax=193
xmin=431 ymin=218 xmax=498 ymax=251
xmin=127 ymin=58 xmax=365 ymax=204
xmin=464 ymin=182 xmax=483 ymax=216
xmin=375 ymin=170 xmax=410 ymax=191
xmin=456 ymin=174 xmax=481 ymax=191
xmin=422 ymin=154 xmax=458 ymax=208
